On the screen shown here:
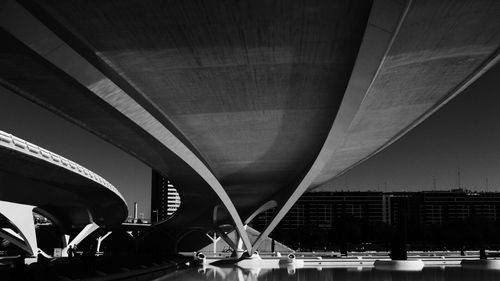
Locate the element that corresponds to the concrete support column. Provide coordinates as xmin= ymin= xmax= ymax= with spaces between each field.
xmin=244 ymin=201 xmax=277 ymax=225
xmin=216 ymin=227 xmax=249 ymax=258
xmin=236 ymin=225 xmax=247 ymax=252
xmin=216 ymin=229 xmax=243 ymax=257
xmin=96 ymin=231 xmax=112 ymax=252
xmin=62 ymin=222 xmax=99 ymax=256
xmin=217 ymin=231 xmax=238 ymax=250
xmin=0 ymin=201 xmax=37 ymax=257
xmin=205 ymin=232 xmax=220 ymax=255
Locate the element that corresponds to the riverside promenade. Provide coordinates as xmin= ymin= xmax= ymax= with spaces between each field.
xmin=184 ymin=251 xmax=494 ymax=268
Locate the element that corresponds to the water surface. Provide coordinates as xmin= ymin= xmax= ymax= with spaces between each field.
xmin=155 ymin=266 xmax=500 ymax=281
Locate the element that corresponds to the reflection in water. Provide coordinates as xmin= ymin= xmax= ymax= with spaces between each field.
xmin=155 ymin=266 xmax=500 ymax=281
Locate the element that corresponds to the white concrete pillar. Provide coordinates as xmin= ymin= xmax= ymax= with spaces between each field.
xmin=236 ymin=225 xmax=247 ymax=251
xmin=64 ymin=234 xmax=70 ymax=247
xmin=96 ymin=231 xmax=112 ymax=252
xmin=62 ymin=222 xmax=99 ymax=256
xmin=217 ymin=228 xmax=247 ymax=258
xmin=217 ymin=230 xmax=239 ymax=251
xmin=0 ymin=201 xmax=37 ymax=257
xmin=205 ymin=232 xmax=220 ymax=254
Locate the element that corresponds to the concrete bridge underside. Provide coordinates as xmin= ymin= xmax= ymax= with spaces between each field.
xmin=0 ymin=0 xmax=499 ymax=254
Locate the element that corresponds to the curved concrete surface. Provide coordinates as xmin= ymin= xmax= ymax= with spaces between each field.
xmin=0 ymin=0 xmax=499 ymax=253
xmin=0 ymin=130 xmax=127 ymax=229
xmin=311 ymin=0 xmax=500 ymax=187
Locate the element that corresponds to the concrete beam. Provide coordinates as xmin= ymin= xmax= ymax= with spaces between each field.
xmin=244 ymin=200 xmax=277 ymax=225
xmin=251 ymin=0 xmax=412 ymax=252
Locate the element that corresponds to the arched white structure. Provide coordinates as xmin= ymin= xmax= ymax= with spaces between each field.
xmin=0 ymin=130 xmax=127 ymax=259
xmin=0 ymin=201 xmax=37 ymax=256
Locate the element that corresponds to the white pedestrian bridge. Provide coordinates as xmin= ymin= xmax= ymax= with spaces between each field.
xmin=0 ymin=130 xmax=127 ymax=259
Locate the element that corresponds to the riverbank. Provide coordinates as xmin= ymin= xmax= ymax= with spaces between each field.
xmin=181 ymin=250 xmax=500 ymax=268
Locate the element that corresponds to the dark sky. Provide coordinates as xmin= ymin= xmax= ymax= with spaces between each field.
xmin=0 ymin=62 xmax=498 ymax=218
xmin=317 ymin=62 xmax=500 ymax=192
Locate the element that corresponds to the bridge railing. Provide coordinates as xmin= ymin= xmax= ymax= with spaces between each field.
xmin=0 ymin=130 xmax=124 ymax=201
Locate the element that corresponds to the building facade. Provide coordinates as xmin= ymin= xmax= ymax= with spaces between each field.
xmin=417 ymin=190 xmax=500 ymax=225
xmin=151 ymin=170 xmax=181 ymax=222
xmin=254 ymin=191 xmax=387 ymax=230
xmin=253 ymin=189 xmax=500 ymax=231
